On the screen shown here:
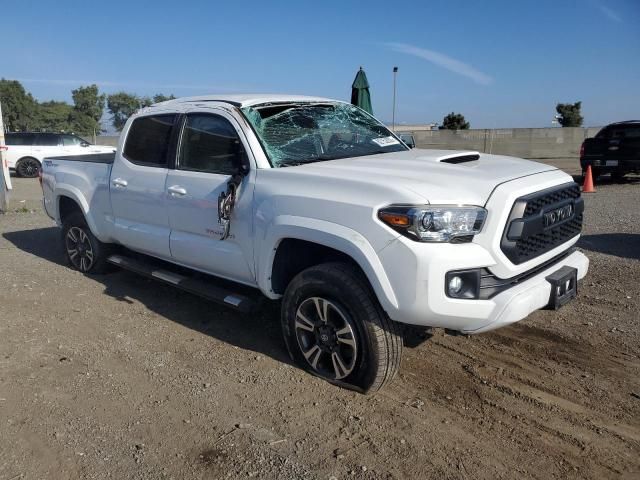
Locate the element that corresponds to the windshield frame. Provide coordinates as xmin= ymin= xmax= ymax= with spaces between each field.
xmin=239 ymin=101 xmax=408 ymax=168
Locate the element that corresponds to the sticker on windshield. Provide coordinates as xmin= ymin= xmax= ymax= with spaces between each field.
xmin=372 ymin=136 xmax=401 ymax=147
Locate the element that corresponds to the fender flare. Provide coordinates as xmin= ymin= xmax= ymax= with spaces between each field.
xmin=257 ymin=215 xmax=399 ymax=312
xmin=55 ymin=186 xmax=103 ymax=241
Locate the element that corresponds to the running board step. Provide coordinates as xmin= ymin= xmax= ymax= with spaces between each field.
xmin=107 ymin=254 xmax=255 ymax=313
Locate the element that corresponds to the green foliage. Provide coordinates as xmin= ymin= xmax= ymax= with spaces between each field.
xmin=0 ymin=78 xmax=37 ymax=131
xmin=0 ymin=79 xmax=175 ymax=133
xmin=33 ymin=101 xmax=73 ymax=132
xmin=153 ymin=93 xmax=176 ymax=104
xmin=70 ymin=84 xmax=106 ymax=135
xmin=107 ymin=92 xmax=175 ymax=131
xmin=106 ymin=92 xmax=143 ymax=131
xmin=440 ymin=112 xmax=470 ymax=130
xmin=555 ymin=102 xmax=583 ymax=127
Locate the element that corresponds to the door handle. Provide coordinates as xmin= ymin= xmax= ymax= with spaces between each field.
xmin=112 ymin=178 xmax=128 ymax=188
xmin=168 ymin=185 xmax=187 ymax=196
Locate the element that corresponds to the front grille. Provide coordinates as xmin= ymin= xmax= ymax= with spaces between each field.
xmin=523 ymin=184 xmax=581 ymax=217
xmin=501 ymin=183 xmax=584 ymax=264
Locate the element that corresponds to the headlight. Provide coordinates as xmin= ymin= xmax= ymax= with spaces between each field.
xmin=378 ymin=205 xmax=487 ymax=242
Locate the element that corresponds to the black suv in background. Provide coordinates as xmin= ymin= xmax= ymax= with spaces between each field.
xmin=580 ymin=121 xmax=640 ymax=180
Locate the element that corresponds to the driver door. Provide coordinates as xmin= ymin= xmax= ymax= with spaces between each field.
xmin=166 ymin=111 xmax=256 ymax=284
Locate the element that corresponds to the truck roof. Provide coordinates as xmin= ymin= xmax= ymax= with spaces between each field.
xmin=152 ymin=94 xmax=338 ymax=109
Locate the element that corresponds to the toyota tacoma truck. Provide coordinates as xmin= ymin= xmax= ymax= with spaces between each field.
xmin=41 ymin=94 xmax=589 ymax=393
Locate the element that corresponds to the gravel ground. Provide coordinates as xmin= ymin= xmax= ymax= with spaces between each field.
xmin=0 ymin=168 xmax=639 ymax=480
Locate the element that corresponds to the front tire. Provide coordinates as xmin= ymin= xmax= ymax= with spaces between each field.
xmin=16 ymin=157 xmax=41 ymax=178
xmin=62 ymin=212 xmax=112 ymax=273
xmin=281 ymin=262 xmax=402 ymax=393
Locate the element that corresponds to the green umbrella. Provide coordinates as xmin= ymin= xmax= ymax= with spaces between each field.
xmin=351 ymin=67 xmax=373 ymax=114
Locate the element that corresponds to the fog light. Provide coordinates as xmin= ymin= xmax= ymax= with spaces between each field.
xmin=448 ymin=276 xmax=463 ymax=295
xmin=445 ymin=269 xmax=481 ymax=299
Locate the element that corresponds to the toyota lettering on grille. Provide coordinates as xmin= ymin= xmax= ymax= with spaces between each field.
xmin=543 ymin=203 xmax=574 ymax=228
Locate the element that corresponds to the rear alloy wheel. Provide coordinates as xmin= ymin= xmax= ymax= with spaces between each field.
xmin=282 ymin=262 xmax=402 ymax=393
xmin=62 ymin=212 xmax=112 ymax=273
xmin=16 ymin=157 xmax=41 ymax=178
xmin=65 ymin=226 xmax=95 ymax=272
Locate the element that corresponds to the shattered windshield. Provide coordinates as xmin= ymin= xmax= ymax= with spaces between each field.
xmin=241 ymin=102 xmax=407 ymax=167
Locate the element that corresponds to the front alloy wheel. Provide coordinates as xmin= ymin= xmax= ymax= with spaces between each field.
xmin=65 ymin=226 xmax=95 ymax=272
xmin=294 ymin=297 xmax=358 ymax=380
xmin=281 ymin=262 xmax=403 ymax=393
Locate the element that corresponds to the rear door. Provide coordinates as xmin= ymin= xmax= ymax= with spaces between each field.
xmin=110 ymin=113 xmax=177 ymax=259
xmin=4 ymin=133 xmax=34 ymax=168
xmin=32 ymin=133 xmax=62 ymax=161
xmin=166 ymin=111 xmax=255 ymax=284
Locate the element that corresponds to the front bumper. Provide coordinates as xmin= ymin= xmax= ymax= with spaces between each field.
xmin=377 ymin=237 xmax=588 ymax=334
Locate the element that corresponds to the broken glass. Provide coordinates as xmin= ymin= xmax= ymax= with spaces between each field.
xmin=241 ymin=102 xmax=407 ymax=167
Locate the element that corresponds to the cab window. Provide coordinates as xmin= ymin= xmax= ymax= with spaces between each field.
xmin=5 ymin=133 xmax=35 ymax=146
xmin=61 ymin=134 xmax=87 ymax=146
xmin=123 ymin=115 xmax=176 ymax=167
xmin=34 ymin=133 xmax=60 ymax=146
xmin=177 ymin=114 xmax=245 ymax=175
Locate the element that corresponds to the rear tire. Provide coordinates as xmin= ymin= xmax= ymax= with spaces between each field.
xmin=16 ymin=157 xmax=41 ymax=178
xmin=62 ymin=212 xmax=113 ymax=273
xmin=281 ymin=262 xmax=402 ymax=393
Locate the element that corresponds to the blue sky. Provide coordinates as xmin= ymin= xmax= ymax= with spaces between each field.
xmin=2 ymin=0 xmax=639 ymax=128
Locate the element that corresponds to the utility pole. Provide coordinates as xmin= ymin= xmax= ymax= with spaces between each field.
xmin=0 ymin=100 xmax=12 ymax=213
xmin=392 ymin=66 xmax=398 ymax=131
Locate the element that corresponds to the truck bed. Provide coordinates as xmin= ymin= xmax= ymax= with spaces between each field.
xmin=41 ymin=153 xmax=115 ymax=236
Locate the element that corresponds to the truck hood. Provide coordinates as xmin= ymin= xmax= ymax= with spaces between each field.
xmin=282 ymin=149 xmax=559 ymax=205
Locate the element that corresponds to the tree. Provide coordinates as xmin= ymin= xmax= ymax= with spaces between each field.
xmin=153 ymin=93 xmax=176 ymax=104
xmin=440 ymin=112 xmax=470 ymax=130
xmin=0 ymin=79 xmax=37 ymax=131
xmin=106 ymin=92 xmax=176 ymax=130
xmin=555 ymin=102 xmax=583 ymax=127
xmin=107 ymin=92 xmax=142 ymax=131
xmin=70 ymin=84 xmax=105 ymax=135
xmin=33 ymin=101 xmax=73 ymax=132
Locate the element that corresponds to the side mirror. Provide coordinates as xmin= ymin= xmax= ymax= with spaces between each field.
xmin=80 ymin=141 xmax=90 ymax=147
xmin=233 ymin=140 xmax=250 ymax=176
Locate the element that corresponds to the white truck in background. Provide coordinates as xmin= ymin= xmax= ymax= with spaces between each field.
xmin=41 ymin=95 xmax=588 ymax=393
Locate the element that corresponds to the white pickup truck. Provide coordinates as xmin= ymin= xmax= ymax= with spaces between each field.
xmin=41 ymin=94 xmax=588 ymax=393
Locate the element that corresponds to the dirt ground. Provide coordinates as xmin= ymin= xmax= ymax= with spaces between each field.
xmin=1 ymin=166 xmax=639 ymax=480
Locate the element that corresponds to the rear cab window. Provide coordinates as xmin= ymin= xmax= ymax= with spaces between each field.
xmin=123 ymin=114 xmax=177 ymax=167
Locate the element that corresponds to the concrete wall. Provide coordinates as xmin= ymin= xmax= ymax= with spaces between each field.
xmin=94 ymin=127 xmax=604 ymax=160
xmin=396 ymin=126 xmax=602 ymax=159
xmin=94 ymin=135 xmax=119 ymax=147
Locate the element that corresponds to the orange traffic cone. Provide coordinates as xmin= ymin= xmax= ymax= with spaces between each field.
xmin=582 ymin=165 xmax=596 ymax=193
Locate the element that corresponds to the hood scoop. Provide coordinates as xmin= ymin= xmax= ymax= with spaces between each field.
xmin=437 ymin=151 xmax=480 ymax=164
